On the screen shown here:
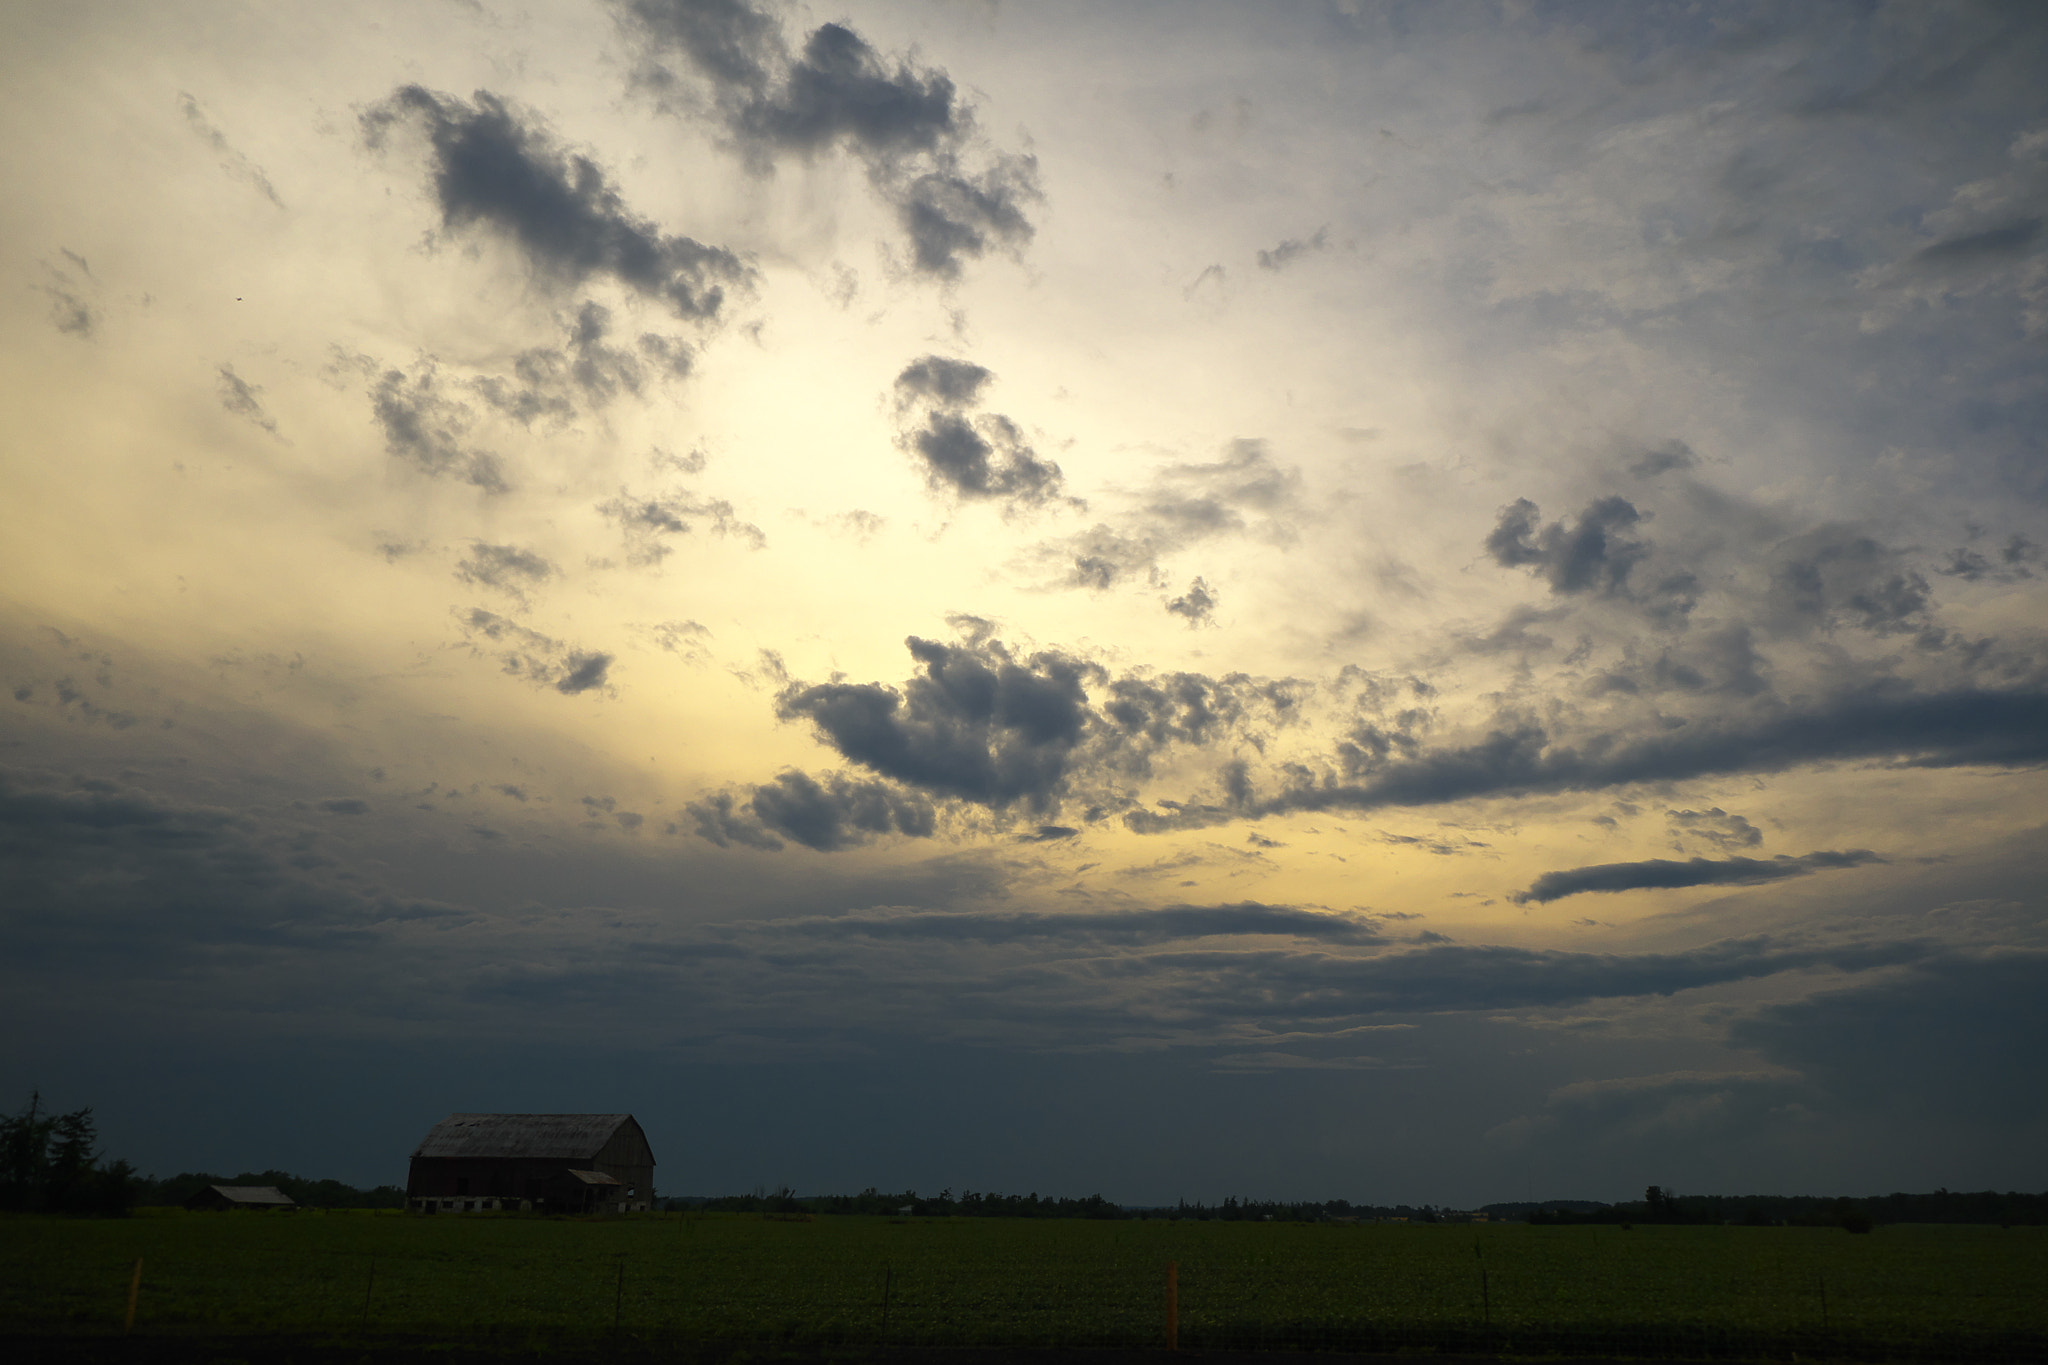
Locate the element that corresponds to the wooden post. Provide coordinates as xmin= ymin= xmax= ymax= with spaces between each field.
xmin=1165 ymin=1260 xmax=1179 ymax=1350
xmin=123 ymin=1258 xmax=142 ymax=1334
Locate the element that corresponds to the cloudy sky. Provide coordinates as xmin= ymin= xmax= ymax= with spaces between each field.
xmin=3 ymin=0 xmax=2045 ymax=1206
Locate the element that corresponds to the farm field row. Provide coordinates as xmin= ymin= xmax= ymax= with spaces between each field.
xmin=3 ymin=1213 xmax=2044 ymax=1359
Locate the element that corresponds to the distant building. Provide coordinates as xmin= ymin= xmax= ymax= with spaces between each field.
xmin=186 ymin=1184 xmax=296 ymax=1211
xmin=405 ymin=1113 xmax=654 ymax=1214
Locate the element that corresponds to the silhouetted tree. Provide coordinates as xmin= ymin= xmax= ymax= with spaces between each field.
xmin=0 ymin=1094 xmax=136 ymax=1214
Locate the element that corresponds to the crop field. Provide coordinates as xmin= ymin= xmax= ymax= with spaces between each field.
xmin=3 ymin=1212 xmax=2045 ymax=1361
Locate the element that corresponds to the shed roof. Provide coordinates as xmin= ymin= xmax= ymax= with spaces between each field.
xmin=204 ymin=1185 xmax=295 ymax=1206
xmin=411 ymin=1113 xmax=650 ymax=1162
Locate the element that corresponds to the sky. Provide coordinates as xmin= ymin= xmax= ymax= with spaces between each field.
xmin=2 ymin=0 xmax=2045 ymax=1208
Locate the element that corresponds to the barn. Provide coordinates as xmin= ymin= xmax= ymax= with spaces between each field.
xmin=406 ymin=1113 xmax=655 ymax=1214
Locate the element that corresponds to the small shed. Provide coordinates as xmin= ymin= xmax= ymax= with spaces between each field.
xmin=405 ymin=1113 xmax=654 ymax=1214
xmin=186 ymin=1184 xmax=296 ymax=1211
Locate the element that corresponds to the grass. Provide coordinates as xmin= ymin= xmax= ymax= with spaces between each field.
xmin=3 ymin=1210 xmax=2045 ymax=1359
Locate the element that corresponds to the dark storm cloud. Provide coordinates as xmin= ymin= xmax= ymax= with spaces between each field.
xmin=361 ymin=86 xmax=749 ymax=320
xmin=473 ymin=301 xmax=694 ymax=423
xmin=215 ymin=365 xmax=281 ymax=438
xmin=1486 ymin=496 xmax=1650 ymax=597
xmin=895 ymin=354 xmax=991 ymax=407
xmin=613 ymin=0 xmax=778 ymax=90
xmin=686 ymin=769 xmax=936 ymax=852
xmin=1166 ymin=577 xmax=1217 ymax=626
xmin=1512 ymin=849 xmax=1885 ymax=905
xmin=455 ymin=608 xmax=614 ymax=696
xmin=1102 ymin=670 xmax=1308 ymax=764
xmin=611 ymin=0 xmax=1039 ymax=280
xmin=749 ymin=770 xmax=936 ymax=851
xmin=1732 ymin=951 xmax=2048 ymax=1122
xmin=454 ymin=542 xmax=557 ymax=601
xmin=1127 ymin=685 xmax=2048 ymax=833
xmin=893 ymin=356 xmax=1066 ymax=508
xmin=723 ymin=631 xmax=1309 ymax=843
xmin=777 ymin=634 xmax=1096 ymax=812
xmin=778 ymin=902 xmax=1383 ymax=947
xmin=686 ymin=790 xmax=786 ymax=850
xmin=909 ymin=413 xmax=1064 ymax=506
xmin=894 ymin=162 xmax=1038 ymax=280
xmin=369 ymin=363 xmax=507 ymax=492
xmin=734 ymin=22 xmax=956 ymax=158
xmin=555 ymin=652 xmax=614 ymax=695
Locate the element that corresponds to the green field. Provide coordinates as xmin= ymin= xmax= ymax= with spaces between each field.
xmin=3 ymin=1211 xmax=2045 ymax=1360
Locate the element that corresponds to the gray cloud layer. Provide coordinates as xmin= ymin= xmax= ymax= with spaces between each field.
xmin=611 ymin=0 xmax=1038 ymax=279
xmin=362 ymin=86 xmax=749 ymax=319
xmin=1129 ymin=687 xmax=2048 ymax=833
xmin=1513 ymin=849 xmax=1886 ymax=904
xmin=893 ymin=356 xmax=1065 ymax=508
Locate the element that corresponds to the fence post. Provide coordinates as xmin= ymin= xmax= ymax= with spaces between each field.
xmin=124 ymin=1258 xmax=142 ymax=1334
xmin=1165 ymin=1260 xmax=1179 ymax=1351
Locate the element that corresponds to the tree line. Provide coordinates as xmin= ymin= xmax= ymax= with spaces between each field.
xmin=678 ymin=1189 xmax=1505 ymax=1222
xmin=141 ymin=1169 xmax=406 ymax=1209
xmin=0 ymin=1093 xmax=138 ymax=1214
xmin=678 ymin=1184 xmax=2048 ymax=1227
xmin=1517 ymin=1185 xmax=2048 ymax=1229
xmin=3 ymin=1093 xmax=405 ymax=1214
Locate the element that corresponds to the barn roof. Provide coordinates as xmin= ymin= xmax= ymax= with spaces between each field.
xmin=411 ymin=1113 xmax=651 ymax=1162
xmin=202 ymin=1185 xmax=295 ymax=1206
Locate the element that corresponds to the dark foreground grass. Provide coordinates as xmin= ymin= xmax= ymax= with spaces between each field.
xmin=3 ymin=1211 xmax=2044 ymax=1361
